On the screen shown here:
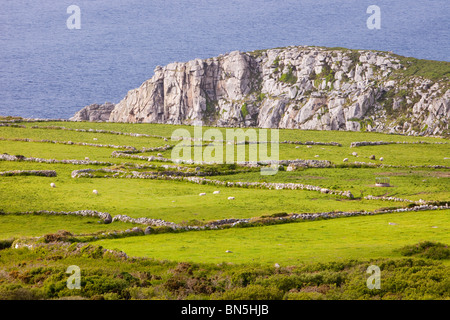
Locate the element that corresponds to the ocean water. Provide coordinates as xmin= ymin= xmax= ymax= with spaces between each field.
xmin=0 ymin=0 xmax=449 ymax=119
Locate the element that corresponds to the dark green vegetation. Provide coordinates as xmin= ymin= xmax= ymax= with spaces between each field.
xmin=398 ymin=241 xmax=450 ymax=260
xmin=392 ymin=56 xmax=450 ymax=81
xmin=0 ymin=120 xmax=449 ymax=300
xmin=279 ymin=66 xmax=298 ymax=85
xmin=0 ymin=243 xmax=448 ymax=300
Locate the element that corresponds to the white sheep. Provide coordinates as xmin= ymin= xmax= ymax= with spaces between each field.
xmin=213 ymin=191 xmax=220 ymax=194
xmin=93 ymin=190 xmax=98 ymax=195
xmin=199 ymin=193 xmax=206 ymax=196
xmin=228 ymin=196 xmax=235 ymax=200
xmin=343 ymin=158 xmax=348 ymax=162
xmin=50 ymin=183 xmax=56 ymax=188
xmin=379 ymin=157 xmax=384 ymax=161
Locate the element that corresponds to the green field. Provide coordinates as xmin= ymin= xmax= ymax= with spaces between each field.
xmin=0 ymin=121 xmax=449 ymax=300
xmin=96 ymin=210 xmax=450 ymax=265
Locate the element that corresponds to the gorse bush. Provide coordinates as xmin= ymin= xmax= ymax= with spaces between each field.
xmin=398 ymin=241 xmax=450 ymax=260
xmin=214 ymin=284 xmax=284 ymax=300
xmin=0 ymin=243 xmax=449 ymax=300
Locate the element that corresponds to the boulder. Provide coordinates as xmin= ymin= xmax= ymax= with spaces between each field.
xmin=70 ymin=102 xmax=115 ymax=121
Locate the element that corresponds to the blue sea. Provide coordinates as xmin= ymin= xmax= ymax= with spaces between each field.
xmin=0 ymin=0 xmax=449 ymax=119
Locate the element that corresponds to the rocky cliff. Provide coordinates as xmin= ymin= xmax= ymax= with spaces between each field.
xmin=70 ymin=102 xmax=115 ymax=122
xmin=72 ymin=46 xmax=450 ymax=136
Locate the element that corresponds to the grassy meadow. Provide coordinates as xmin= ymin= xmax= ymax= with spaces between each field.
xmin=0 ymin=120 xmax=449 ymax=300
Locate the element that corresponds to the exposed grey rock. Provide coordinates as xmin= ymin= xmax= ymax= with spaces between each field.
xmin=70 ymin=102 xmax=115 ymax=121
xmin=144 ymin=226 xmax=154 ymax=235
xmin=68 ymin=46 xmax=449 ymax=136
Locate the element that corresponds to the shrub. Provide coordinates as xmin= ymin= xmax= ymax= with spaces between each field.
xmin=231 ymin=268 xmax=271 ymax=287
xmin=285 ymin=290 xmax=325 ymax=300
xmin=398 ymin=242 xmax=450 ymax=260
xmin=241 ymin=103 xmax=249 ymax=118
xmin=279 ymin=66 xmax=297 ymax=85
xmin=82 ymin=275 xmax=129 ymax=299
xmin=0 ymin=285 xmax=44 ymax=300
xmin=214 ymin=284 xmax=284 ymax=300
xmin=43 ymin=230 xmax=73 ymax=243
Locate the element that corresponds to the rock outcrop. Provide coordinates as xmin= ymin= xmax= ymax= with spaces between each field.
xmin=72 ymin=46 xmax=450 ymax=136
xmin=70 ymin=102 xmax=115 ymax=121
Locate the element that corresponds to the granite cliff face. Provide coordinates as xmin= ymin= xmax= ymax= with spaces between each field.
xmin=73 ymin=46 xmax=450 ymax=136
xmin=71 ymin=102 xmax=115 ymax=122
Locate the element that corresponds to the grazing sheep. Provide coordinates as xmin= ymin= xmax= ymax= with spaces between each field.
xmin=343 ymin=158 xmax=348 ymax=162
xmin=225 ymin=250 xmax=232 ymax=253
xmin=199 ymin=193 xmax=206 ymax=196
xmin=213 ymin=191 xmax=220 ymax=194
xmin=93 ymin=138 xmax=98 ymax=141
xmin=352 ymin=152 xmax=358 ymax=156
xmin=93 ymin=190 xmax=98 ymax=195
xmin=369 ymin=155 xmax=376 ymax=160
xmin=379 ymin=157 xmax=384 ymax=161
xmin=85 ymin=157 xmax=89 ymax=161
xmin=274 ymin=263 xmax=280 ymax=268
xmin=228 ymin=197 xmax=235 ymax=200
xmin=50 ymin=183 xmax=56 ymax=188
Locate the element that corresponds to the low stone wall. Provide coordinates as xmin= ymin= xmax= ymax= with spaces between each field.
xmin=0 ymin=118 xmax=70 ymax=123
xmin=350 ymin=141 xmax=448 ymax=148
xmin=0 ymin=123 xmax=27 ymax=128
xmin=364 ymin=195 xmax=416 ymax=203
xmin=30 ymin=125 xmax=170 ymax=141
xmin=97 ymin=203 xmax=450 ymax=234
xmin=6 ymin=203 xmax=447 ymax=241
xmin=71 ymin=168 xmax=354 ymax=198
xmin=0 ymin=170 xmax=57 ymax=177
xmin=112 ymin=214 xmax=178 ymax=228
xmin=2 ymin=210 xmax=112 ymax=223
xmin=111 ymin=150 xmax=333 ymax=168
xmin=71 ymin=168 xmax=198 ymax=178
xmin=0 ymin=153 xmax=113 ymax=166
xmin=118 ymin=144 xmax=174 ymax=154
xmin=0 ymin=137 xmax=136 ymax=150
